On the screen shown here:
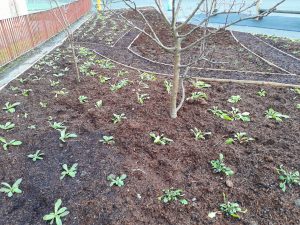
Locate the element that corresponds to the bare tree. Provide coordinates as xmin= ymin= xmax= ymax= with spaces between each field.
xmin=104 ymin=0 xmax=285 ymax=118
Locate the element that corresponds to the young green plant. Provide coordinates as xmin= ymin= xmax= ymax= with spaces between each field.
xmin=159 ymin=188 xmax=188 ymax=205
xmin=190 ymin=128 xmax=211 ymax=141
xmin=276 ymin=165 xmax=299 ymax=192
xmin=78 ymin=95 xmax=88 ymax=104
xmin=265 ymin=108 xmax=289 ymax=122
xmin=27 ymin=150 xmax=44 ymax=161
xmin=211 ymin=154 xmax=234 ymax=176
xmin=59 ymin=129 xmax=77 ymax=142
xmin=60 ymin=163 xmax=78 ymax=180
xmin=100 ymin=135 xmax=115 ymax=145
xmin=3 ymin=102 xmax=20 ymax=113
xmin=227 ymin=95 xmax=241 ymax=103
xmin=150 ymin=133 xmax=173 ymax=145
xmin=0 ymin=122 xmax=15 ymax=131
xmin=43 ymin=199 xmax=69 ymax=225
xmin=0 ymin=137 xmax=22 ymax=151
xmin=225 ymin=132 xmax=254 ymax=144
xmin=137 ymin=93 xmax=150 ymax=104
xmin=0 ymin=178 xmax=22 ymax=197
xmin=107 ymin=174 xmax=127 ymax=187
xmin=112 ymin=113 xmax=126 ymax=124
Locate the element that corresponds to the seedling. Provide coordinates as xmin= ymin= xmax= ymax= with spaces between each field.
xmin=158 ymin=188 xmax=188 ymax=205
xmin=226 ymin=132 xmax=254 ymax=144
xmin=96 ymin=59 xmax=115 ymax=69
xmin=192 ymin=80 xmax=211 ymax=89
xmin=53 ymin=72 xmax=65 ymax=77
xmin=100 ymin=135 xmax=115 ymax=145
xmin=117 ymin=70 xmax=128 ymax=77
xmin=98 ymin=75 xmax=111 ymax=84
xmin=17 ymin=78 xmax=27 ymax=84
xmin=59 ymin=129 xmax=77 ymax=142
xmin=43 ymin=199 xmax=69 ymax=225
xmin=0 ymin=122 xmax=15 ymax=131
xmin=220 ymin=193 xmax=247 ymax=218
xmin=49 ymin=122 xmax=66 ymax=130
xmin=297 ymin=104 xmax=300 ymax=109
xmin=95 ymin=100 xmax=103 ymax=108
xmin=27 ymin=150 xmax=44 ymax=161
xmin=209 ymin=107 xmax=233 ymax=121
xmin=107 ymin=174 xmax=127 ymax=187
xmin=60 ymin=163 xmax=78 ymax=180
xmin=164 ymin=80 xmax=172 ymax=94
xmin=140 ymin=72 xmax=156 ymax=81
xmin=0 ymin=178 xmax=22 ymax=197
xmin=186 ymin=92 xmax=208 ymax=101
xmin=78 ymin=95 xmax=88 ymax=104
xmin=10 ymin=86 xmax=19 ymax=91
xmin=22 ymin=89 xmax=32 ymax=97
xmin=0 ymin=137 xmax=22 ymax=151
xmin=3 ymin=102 xmax=20 ymax=113
xmin=257 ymin=89 xmax=267 ymax=97
xmin=291 ymin=88 xmax=300 ymax=95
xmin=137 ymin=93 xmax=150 ymax=104
xmin=110 ymin=79 xmax=129 ymax=92
xmin=229 ymin=107 xmax=251 ymax=122
xmin=53 ymin=89 xmax=68 ymax=97
xmin=150 ymin=133 xmax=173 ymax=145
xmin=40 ymin=102 xmax=48 ymax=108
xmin=112 ymin=113 xmax=126 ymax=124
xmin=190 ymin=128 xmax=211 ymax=141
xmin=211 ymin=154 xmax=234 ymax=176
xmin=276 ymin=165 xmax=299 ymax=192
xmin=50 ymin=80 xmax=60 ymax=87
xmin=228 ymin=95 xmax=241 ymax=103
xmin=265 ymin=108 xmax=289 ymax=122
xmin=78 ymin=47 xmax=93 ymax=56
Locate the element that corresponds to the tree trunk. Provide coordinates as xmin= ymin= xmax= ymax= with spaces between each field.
xmin=170 ymin=38 xmax=181 ymax=118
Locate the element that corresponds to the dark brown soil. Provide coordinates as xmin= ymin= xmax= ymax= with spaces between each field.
xmin=233 ymin=32 xmax=300 ymax=74
xmin=74 ymin=12 xmax=129 ymax=46
xmin=127 ymin=10 xmax=281 ymax=73
xmin=1 ymin=9 xmax=300 ymax=225
xmin=257 ymin=35 xmax=300 ymax=59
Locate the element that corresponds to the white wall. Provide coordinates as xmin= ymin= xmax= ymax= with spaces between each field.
xmin=0 ymin=0 xmax=28 ymax=20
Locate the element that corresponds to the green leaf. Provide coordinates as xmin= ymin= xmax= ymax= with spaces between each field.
xmin=11 ymin=141 xmax=22 ymax=146
xmin=55 ymin=199 xmax=62 ymax=212
xmin=43 ymin=214 xmax=56 ymax=221
xmin=55 ymin=217 xmax=62 ymax=225
xmin=180 ymin=199 xmax=188 ymax=205
xmin=225 ymin=138 xmax=234 ymax=144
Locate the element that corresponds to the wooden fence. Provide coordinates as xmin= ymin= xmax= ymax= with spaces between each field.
xmin=0 ymin=0 xmax=91 ymax=67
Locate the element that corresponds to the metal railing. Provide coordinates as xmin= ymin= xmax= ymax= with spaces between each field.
xmin=0 ymin=0 xmax=91 ymax=67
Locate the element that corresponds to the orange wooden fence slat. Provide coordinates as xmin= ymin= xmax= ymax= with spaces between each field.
xmin=0 ymin=0 xmax=91 ymax=67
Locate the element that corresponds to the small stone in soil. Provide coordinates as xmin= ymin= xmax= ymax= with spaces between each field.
xmin=264 ymin=156 xmax=274 ymax=162
xmin=295 ymin=199 xmax=300 ymax=208
xmin=226 ymin=180 xmax=234 ymax=188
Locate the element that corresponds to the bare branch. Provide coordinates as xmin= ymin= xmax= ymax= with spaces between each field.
xmin=175 ymin=0 xmax=205 ymax=31
xmin=154 ymin=0 xmax=171 ymax=25
xmin=181 ymin=0 xmax=285 ymax=52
